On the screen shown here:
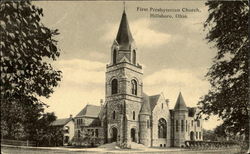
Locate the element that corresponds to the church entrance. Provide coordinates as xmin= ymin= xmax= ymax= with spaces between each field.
xmin=111 ymin=127 xmax=118 ymax=142
xmin=190 ymin=131 xmax=195 ymax=141
xmin=131 ymin=128 xmax=136 ymax=142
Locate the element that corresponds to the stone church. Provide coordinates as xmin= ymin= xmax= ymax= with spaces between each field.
xmin=74 ymin=9 xmax=203 ymax=148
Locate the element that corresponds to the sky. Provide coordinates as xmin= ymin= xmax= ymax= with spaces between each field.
xmin=34 ymin=1 xmax=222 ymax=130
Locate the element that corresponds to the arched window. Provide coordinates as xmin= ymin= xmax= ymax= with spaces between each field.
xmin=113 ymin=111 xmax=116 ymax=120
xmin=197 ymin=120 xmax=200 ymax=127
xmin=158 ymin=118 xmax=167 ymax=138
xmin=111 ymin=79 xmax=118 ymax=94
xmin=131 ymin=79 xmax=137 ymax=95
xmin=95 ymin=129 xmax=99 ymax=137
xmin=132 ymin=50 xmax=136 ymax=65
xmin=113 ymin=50 xmax=117 ymax=64
xmin=133 ymin=111 xmax=135 ymax=120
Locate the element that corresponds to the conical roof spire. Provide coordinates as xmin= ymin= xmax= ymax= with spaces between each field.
xmin=115 ymin=8 xmax=134 ymax=50
xmin=174 ymin=92 xmax=188 ymax=111
xmin=140 ymin=93 xmax=151 ymax=115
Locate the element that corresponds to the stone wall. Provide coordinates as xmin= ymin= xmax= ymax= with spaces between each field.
xmin=173 ymin=110 xmax=188 ymax=147
xmin=139 ymin=114 xmax=151 ymax=147
xmin=151 ymin=94 xmax=171 ymax=147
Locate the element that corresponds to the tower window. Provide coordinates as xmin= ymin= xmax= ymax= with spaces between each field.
xmin=147 ymin=120 xmax=150 ymax=128
xmin=181 ymin=120 xmax=184 ymax=132
xmin=186 ymin=120 xmax=188 ymax=132
xmin=176 ymin=120 xmax=179 ymax=132
xmin=113 ymin=111 xmax=116 ymax=120
xmin=197 ymin=120 xmax=200 ymax=127
xmin=162 ymin=103 xmax=163 ymax=109
xmin=111 ymin=79 xmax=118 ymax=94
xmin=132 ymin=50 xmax=136 ymax=65
xmin=191 ymin=120 xmax=193 ymax=127
xmin=133 ymin=111 xmax=135 ymax=120
xmin=131 ymin=79 xmax=137 ymax=95
xmin=113 ymin=50 xmax=117 ymax=64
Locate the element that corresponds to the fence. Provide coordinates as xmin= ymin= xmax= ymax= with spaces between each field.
xmin=1 ymin=139 xmax=36 ymax=147
xmin=185 ymin=140 xmax=238 ymax=150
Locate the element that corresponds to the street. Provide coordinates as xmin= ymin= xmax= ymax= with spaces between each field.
xmin=1 ymin=146 xmax=242 ymax=154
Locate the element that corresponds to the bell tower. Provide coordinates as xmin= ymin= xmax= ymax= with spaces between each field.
xmin=105 ymin=8 xmax=143 ymax=146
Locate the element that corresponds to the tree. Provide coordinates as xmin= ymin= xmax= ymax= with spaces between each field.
xmin=214 ymin=124 xmax=227 ymax=139
xmin=198 ymin=1 xmax=249 ymax=141
xmin=203 ymin=129 xmax=217 ymax=141
xmin=0 ymin=1 xmax=61 ymax=140
xmin=71 ymin=128 xmax=97 ymax=147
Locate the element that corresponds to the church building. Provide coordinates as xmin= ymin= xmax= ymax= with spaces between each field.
xmin=73 ymin=9 xmax=203 ymax=148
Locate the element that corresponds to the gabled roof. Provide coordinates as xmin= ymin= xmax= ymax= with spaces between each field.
xmin=149 ymin=94 xmax=161 ymax=111
xmin=75 ymin=104 xmax=101 ymax=118
xmin=174 ymin=92 xmax=188 ymax=111
xmin=140 ymin=93 xmax=151 ymax=115
xmin=52 ymin=118 xmax=72 ymax=126
xmin=116 ymin=10 xmax=134 ymax=50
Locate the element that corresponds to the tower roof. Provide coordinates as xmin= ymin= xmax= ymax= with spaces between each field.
xmin=174 ymin=92 xmax=188 ymax=111
xmin=115 ymin=10 xmax=134 ymax=50
xmin=140 ymin=93 xmax=151 ymax=115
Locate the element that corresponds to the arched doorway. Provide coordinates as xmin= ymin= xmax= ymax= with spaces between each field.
xmin=131 ymin=128 xmax=136 ymax=142
xmin=111 ymin=127 xmax=118 ymax=142
xmin=190 ymin=131 xmax=195 ymax=141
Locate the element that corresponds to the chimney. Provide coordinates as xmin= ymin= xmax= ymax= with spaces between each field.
xmin=100 ymin=99 xmax=104 ymax=106
xmin=165 ymin=99 xmax=169 ymax=107
xmin=70 ymin=114 xmax=73 ymax=118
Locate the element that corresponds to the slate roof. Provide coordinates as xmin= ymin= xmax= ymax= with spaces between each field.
xmin=116 ymin=10 xmax=134 ymax=50
xmin=52 ymin=118 xmax=72 ymax=126
xmin=149 ymin=94 xmax=161 ymax=111
xmin=89 ymin=118 xmax=102 ymax=127
xmin=174 ymin=92 xmax=188 ymax=111
xmin=75 ymin=104 xmax=101 ymax=118
xmin=140 ymin=93 xmax=151 ymax=115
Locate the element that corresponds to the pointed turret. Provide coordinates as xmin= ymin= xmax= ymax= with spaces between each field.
xmin=115 ymin=10 xmax=134 ymax=50
xmin=174 ymin=92 xmax=188 ymax=111
xmin=139 ymin=93 xmax=151 ymax=147
xmin=140 ymin=93 xmax=151 ymax=115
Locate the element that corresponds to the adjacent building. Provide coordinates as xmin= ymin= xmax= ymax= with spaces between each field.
xmin=51 ymin=115 xmax=74 ymax=145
